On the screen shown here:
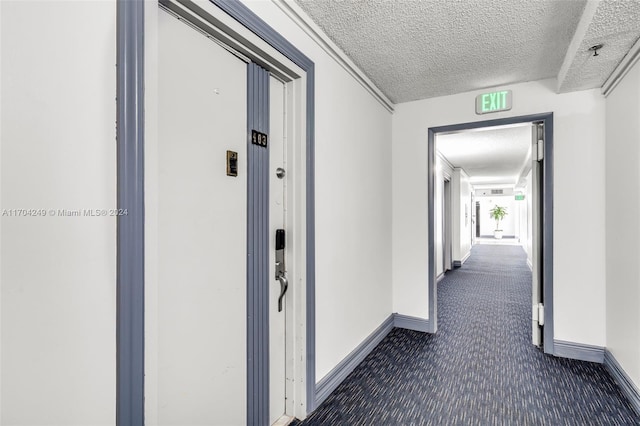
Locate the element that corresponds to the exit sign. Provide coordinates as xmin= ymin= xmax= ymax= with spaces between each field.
xmin=515 ymin=194 xmax=525 ymax=201
xmin=476 ymin=90 xmax=512 ymax=114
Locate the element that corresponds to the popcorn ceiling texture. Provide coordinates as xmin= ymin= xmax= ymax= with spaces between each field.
xmin=294 ymin=0 xmax=588 ymax=103
xmin=558 ymin=0 xmax=640 ymax=93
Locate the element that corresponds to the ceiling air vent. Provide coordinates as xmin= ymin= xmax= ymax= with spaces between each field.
xmin=491 ymin=189 xmax=504 ymax=195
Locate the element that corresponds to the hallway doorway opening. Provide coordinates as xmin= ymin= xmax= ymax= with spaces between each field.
xmin=428 ymin=113 xmax=554 ymax=354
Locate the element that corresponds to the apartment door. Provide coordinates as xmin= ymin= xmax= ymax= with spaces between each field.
xmin=156 ymin=9 xmax=248 ymax=423
xmin=156 ymin=9 xmax=289 ymax=424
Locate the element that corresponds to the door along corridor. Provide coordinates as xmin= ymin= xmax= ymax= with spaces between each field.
xmin=293 ymin=245 xmax=638 ymax=425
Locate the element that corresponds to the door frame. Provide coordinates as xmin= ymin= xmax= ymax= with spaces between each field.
xmin=427 ymin=113 xmax=554 ymax=354
xmin=116 ymin=1 xmax=145 ymax=424
xmin=116 ymin=0 xmax=317 ymax=423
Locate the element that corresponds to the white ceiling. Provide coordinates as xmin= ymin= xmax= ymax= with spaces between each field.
xmin=558 ymin=0 xmax=640 ymax=92
xmin=294 ymin=0 xmax=640 ymax=103
xmin=437 ymin=125 xmax=532 ymax=187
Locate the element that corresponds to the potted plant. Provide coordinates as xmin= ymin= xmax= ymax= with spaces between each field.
xmin=489 ymin=205 xmax=507 ymax=239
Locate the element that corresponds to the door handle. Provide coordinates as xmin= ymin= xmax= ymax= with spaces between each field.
xmin=275 ymin=229 xmax=287 ymax=312
xmin=277 ymin=273 xmax=288 ymax=312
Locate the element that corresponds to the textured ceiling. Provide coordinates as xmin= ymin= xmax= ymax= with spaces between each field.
xmin=558 ymin=0 xmax=640 ymax=92
xmin=437 ymin=125 xmax=532 ymax=186
xmin=295 ymin=0 xmax=587 ymax=103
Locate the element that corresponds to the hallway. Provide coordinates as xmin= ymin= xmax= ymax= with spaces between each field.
xmin=4 ymin=1 xmax=640 ymax=422
xmin=295 ymin=245 xmax=638 ymax=425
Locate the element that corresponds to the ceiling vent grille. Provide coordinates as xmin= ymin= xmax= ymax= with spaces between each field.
xmin=491 ymin=189 xmax=504 ymax=195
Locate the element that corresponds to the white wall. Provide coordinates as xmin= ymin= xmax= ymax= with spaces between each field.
xmin=605 ymin=59 xmax=640 ymax=388
xmin=519 ymin=171 xmax=533 ymax=266
xmin=1 ymin=1 xmax=116 ymax=424
xmin=459 ymin=171 xmax=472 ymax=261
xmin=392 ymin=79 xmax=607 ymax=347
xmin=239 ymin=1 xmax=393 ymax=382
xmin=451 ymin=169 xmax=471 ymax=264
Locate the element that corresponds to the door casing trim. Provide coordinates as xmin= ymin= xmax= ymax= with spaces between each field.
xmin=427 ymin=113 xmax=554 ymax=354
xmin=116 ymin=0 xmax=145 ymax=423
xmin=246 ymin=62 xmax=271 ymax=425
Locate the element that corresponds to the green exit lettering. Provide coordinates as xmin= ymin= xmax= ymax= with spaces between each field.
xmin=476 ymin=90 xmax=512 ymax=114
xmin=482 ymin=91 xmax=508 ymax=112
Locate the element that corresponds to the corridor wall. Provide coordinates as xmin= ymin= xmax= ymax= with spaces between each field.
xmin=1 ymin=1 xmax=117 ymax=424
xmin=516 ymin=171 xmax=534 ymax=267
xmin=451 ymin=169 xmax=472 ymax=265
xmin=605 ymin=59 xmax=640 ymax=390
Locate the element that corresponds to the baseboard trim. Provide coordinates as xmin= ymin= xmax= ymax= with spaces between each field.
xmin=604 ymin=349 xmax=640 ymax=416
xmin=393 ymin=313 xmax=431 ymax=333
xmin=314 ymin=312 xmax=433 ymax=406
xmin=526 ymin=258 xmax=532 ymax=271
xmin=315 ymin=314 xmax=394 ymax=406
xmin=553 ymin=340 xmax=604 ymax=363
xmin=453 ymin=252 xmax=471 ymax=268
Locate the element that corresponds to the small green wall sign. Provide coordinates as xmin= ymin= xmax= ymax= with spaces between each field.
xmin=476 ymin=90 xmax=512 ymax=114
xmin=515 ymin=194 xmax=525 ymax=201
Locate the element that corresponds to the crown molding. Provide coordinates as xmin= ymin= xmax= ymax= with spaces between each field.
xmin=602 ymin=36 xmax=640 ymax=97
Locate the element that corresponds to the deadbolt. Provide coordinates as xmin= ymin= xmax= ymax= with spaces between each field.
xmin=276 ymin=167 xmax=285 ymax=179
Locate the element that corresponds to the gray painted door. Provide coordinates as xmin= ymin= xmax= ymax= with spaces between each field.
xmin=156 ymin=9 xmax=247 ymax=424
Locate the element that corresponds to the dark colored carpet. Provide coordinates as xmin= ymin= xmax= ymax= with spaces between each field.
xmin=293 ymin=245 xmax=639 ymax=425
